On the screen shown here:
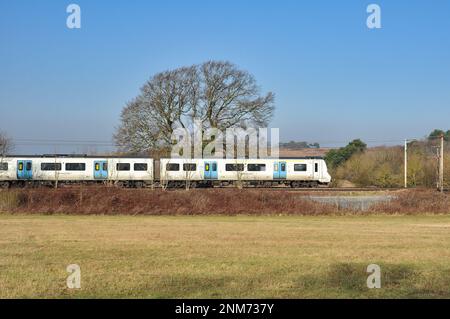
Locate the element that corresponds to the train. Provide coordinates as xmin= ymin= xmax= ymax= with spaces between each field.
xmin=0 ymin=155 xmax=332 ymax=188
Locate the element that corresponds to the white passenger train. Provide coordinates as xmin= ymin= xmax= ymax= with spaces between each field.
xmin=0 ymin=155 xmax=331 ymax=188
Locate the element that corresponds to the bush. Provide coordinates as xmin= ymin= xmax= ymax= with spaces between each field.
xmin=325 ymin=139 xmax=367 ymax=169
xmin=331 ymin=144 xmax=448 ymax=188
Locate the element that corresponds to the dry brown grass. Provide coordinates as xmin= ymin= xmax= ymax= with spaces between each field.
xmin=1 ymin=188 xmax=332 ymax=215
xmin=370 ymin=189 xmax=450 ymax=214
xmin=1 ymin=214 xmax=450 ymax=298
xmin=0 ymin=188 xmax=449 ymax=216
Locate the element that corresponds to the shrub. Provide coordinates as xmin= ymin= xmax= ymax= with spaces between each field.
xmin=331 ymin=144 xmax=448 ymax=188
xmin=325 ymin=139 xmax=367 ymax=169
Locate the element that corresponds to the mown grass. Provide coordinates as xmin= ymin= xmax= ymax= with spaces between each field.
xmin=1 ymin=215 xmax=450 ymax=298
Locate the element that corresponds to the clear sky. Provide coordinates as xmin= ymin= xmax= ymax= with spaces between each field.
xmin=1 ymin=0 xmax=449 ymax=153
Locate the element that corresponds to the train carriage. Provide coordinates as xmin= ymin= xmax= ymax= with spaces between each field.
xmin=0 ymin=155 xmax=154 ymax=188
xmin=159 ymin=157 xmax=331 ymax=188
xmin=1 ymin=155 xmax=331 ymax=188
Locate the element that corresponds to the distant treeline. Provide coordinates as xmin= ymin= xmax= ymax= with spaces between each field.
xmin=279 ymin=141 xmax=320 ymax=149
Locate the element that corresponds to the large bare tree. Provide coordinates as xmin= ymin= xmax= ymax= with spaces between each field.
xmin=200 ymin=61 xmax=274 ymax=130
xmin=115 ymin=66 xmax=199 ymax=154
xmin=114 ymin=61 xmax=274 ymax=154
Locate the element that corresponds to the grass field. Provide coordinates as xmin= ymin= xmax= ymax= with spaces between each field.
xmin=1 ymin=214 xmax=450 ymax=298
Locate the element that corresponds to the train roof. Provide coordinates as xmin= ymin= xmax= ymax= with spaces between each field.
xmin=2 ymin=154 xmax=152 ymax=159
xmin=2 ymin=155 xmax=324 ymax=160
xmin=160 ymin=157 xmax=325 ymax=160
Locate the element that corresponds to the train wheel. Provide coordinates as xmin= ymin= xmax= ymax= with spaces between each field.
xmin=135 ymin=181 xmax=143 ymax=188
xmin=291 ymin=181 xmax=300 ymax=188
xmin=0 ymin=182 xmax=10 ymax=189
xmin=115 ymin=181 xmax=125 ymax=188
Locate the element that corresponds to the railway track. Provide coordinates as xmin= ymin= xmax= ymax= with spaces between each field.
xmin=6 ymin=186 xmax=404 ymax=192
xmin=1 ymin=183 xmax=445 ymax=193
xmin=267 ymin=187 xmax=404 ymax=192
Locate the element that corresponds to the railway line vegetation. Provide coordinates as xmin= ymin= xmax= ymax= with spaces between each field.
xmin=0 ymin=187 xmax=449 ymax=216
xmin=327 ymin=131 xmax=450 ymax=189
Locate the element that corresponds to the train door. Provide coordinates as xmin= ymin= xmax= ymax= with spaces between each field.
xmin=17 ymin=160 xmax=33 ymax=180
xmin=312 ymin=161 xmax=319 ymax=180
xmin=273 ymin=161 xmax=287 ymax=179
xmin=94 ymin=161 xmax=108 ymax=180
xmin=204 ymin=161 xmax=218 ymax=180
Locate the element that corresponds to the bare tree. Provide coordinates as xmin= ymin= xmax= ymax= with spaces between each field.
xmin=54 ymin=155 xmax=60 ymax=189
xmin=233 ymin=159 xmax=246 ymax=189
xmin=115 ymin=66 xmax=199 ymax=153
xmin=114 ymin=61 xmax=274 ymax=155
xmin=183 ymin=160 xmax=196 ymax=190
xmin=160 ymin=169 xmax=169 ymax=191
xmin=0 ymin=132 xmax=12 ymax=189
xmin=200 ymin=61 xmax=274 ymax=131
xmin=0 ymin=131 xmax=13 ymax=158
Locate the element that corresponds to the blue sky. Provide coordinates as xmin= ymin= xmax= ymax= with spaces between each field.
xmin=0 ymin=0 xmax=449 ymax=153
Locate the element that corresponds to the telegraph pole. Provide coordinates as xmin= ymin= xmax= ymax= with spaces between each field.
xmin=439 ymin=134 xmax=444 ymax=192
xmin=404 ymin=139 xmax=408 ymax=188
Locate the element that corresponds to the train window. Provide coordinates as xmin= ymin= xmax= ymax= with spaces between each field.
xmin=0 ymin=162 xmax=7 ymax=171
xmin=66 ymin=163 xmax=86 ymax=171
xmin=116 ymin=163 xmax=130 ymax=171
xmin=212 ymin=163 xmax=217 ymax=171
xmin=274 ymin=164 xmax=278 ymax=171
xmin=205 ymin=164 xmax=209 ymax=171
xmin=315 ymin=163 xmax=319 ymax=173
xmin=18 ymin=163 xmax=23 ymax=171
xmin=226 ymin=164 xmax=244 ymax=171
xmin=95 ymin=163 xmax=100 ymax=171
xmin=247 ymin=164 xmax=266 ymax=171
xmin=41 ymin=163 xmax=61 ymax=171
xmin=26 ymin=162 xmax=32 ymax=171
xmin=166 ymin=163 xmax=180 ymax=171
xmin=103 ymin=163 xmax=108 ymax=171
xmin=134 ymin=163 xmax=148 ymax=171
xmin=281 ymin=163 xmax=286 ymax=171
xmin=294 ymin=164 xmax=307 ymax=172
xmin=183 ymin=164 xmax=196 ymax=171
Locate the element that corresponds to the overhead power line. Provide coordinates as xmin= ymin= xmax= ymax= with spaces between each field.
xmin=10 ymin=136 xmax=444 ymax=147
